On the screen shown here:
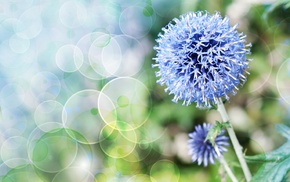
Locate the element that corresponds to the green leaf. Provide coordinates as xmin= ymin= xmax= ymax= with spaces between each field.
xmin=245 ymin=124 xmax=290 ymax=182
xmin=205 ymin=120 xmax=231 ymax=146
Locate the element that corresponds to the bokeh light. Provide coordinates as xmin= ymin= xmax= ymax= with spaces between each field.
xmin=277 ymin=59 xmax=290 ymax=104
xmin=62 ymin=89 xmax=115 ymax=144
xmin=28 ymin=128 xmax=78 ymax=173
xmin=100 ymin=77 xmax=151 ymax=130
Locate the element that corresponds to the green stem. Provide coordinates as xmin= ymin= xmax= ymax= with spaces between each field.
xmin=214 ymin=145 xmax=238 ymax=182
xmin=217 ymin=98 xmax=252 ymax=182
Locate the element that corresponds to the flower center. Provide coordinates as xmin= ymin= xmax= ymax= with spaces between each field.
xmin=177 ymin=32 xmax=229 ymax=84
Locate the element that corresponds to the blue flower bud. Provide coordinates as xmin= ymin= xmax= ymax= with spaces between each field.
xmin=188 ymin=123 xmax=229 ymax=166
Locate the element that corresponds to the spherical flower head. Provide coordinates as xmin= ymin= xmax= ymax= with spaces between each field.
xmin=188 ymin=123 xmax=229 ymax=167
xmin=153 ymin=11 xmax=252 ymax=108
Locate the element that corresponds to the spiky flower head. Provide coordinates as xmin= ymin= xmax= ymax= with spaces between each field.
xmin=188 ymin=123 xmax=229 ymax=166
xmin=153 ymin=11 xmax=251 ymax=108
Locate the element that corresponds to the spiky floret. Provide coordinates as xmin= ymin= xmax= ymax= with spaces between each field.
xmin=188 ymin=123 xmax=229 ymax=166
xmin=153 ymin=11 xmax=251 ymax=108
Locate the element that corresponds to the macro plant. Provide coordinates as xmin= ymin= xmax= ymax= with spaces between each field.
xmin=188 ymin=123 xmax=229 ymax=167
xmin=153 ymin=11 xmax=252 ymax=181
xmin=188 ymin=123 xmax=239 ymax=181
xmin=153 ymin=11 xmax=252 ymax=108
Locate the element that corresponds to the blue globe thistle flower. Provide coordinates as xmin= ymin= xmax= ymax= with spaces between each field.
xmin=153 ymin=11 xmax=252 ymax=108
xmin=188 ymin=123 xmax=229 ymax=166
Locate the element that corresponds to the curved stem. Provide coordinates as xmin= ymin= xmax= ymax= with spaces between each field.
xmin=214 ymin=146 xmax=238 ymax=182
xmin=217 ymin=98 xmax=252 ymax=182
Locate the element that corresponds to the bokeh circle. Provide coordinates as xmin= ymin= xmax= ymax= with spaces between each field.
xmin=30 ymin=71 xmax=61 ymax=102
xmin=276 ymin=59 xmax=290 ymax=104
xmin=52 ymin=167 xmax=95 ymax=182
xmin=62 ymin=89 xmax=116 ymax=144
xmin=34 ymin=100 xmax=64 ymax=132
xmin=99 ymin=124 xmax=137 ymax=159
xmin=119 ymin=5 xmax=153 ymax=38
xmin=75 ymin=31 xmax=111 ymax=80
xmin=56 ymin=44 xmax=83 ymax=72
xmin=99 ymin=77 xmax=151 ymax=130
xmin=0 ymin=136 xmax=29 ymax=168
xmin=27 ymin=128 xmax=78 ymax=173
xmin=150 ymin=160 xmax=180 ymax=182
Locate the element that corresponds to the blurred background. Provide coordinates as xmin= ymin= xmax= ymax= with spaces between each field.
xmin=0 ymin=0 xmax=289 ymax=181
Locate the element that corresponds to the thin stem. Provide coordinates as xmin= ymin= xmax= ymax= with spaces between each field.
xmin=214 ymin=145 xmax=238 ymax=182
xmin=217 ymin=98 xmax=252 ymax=182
